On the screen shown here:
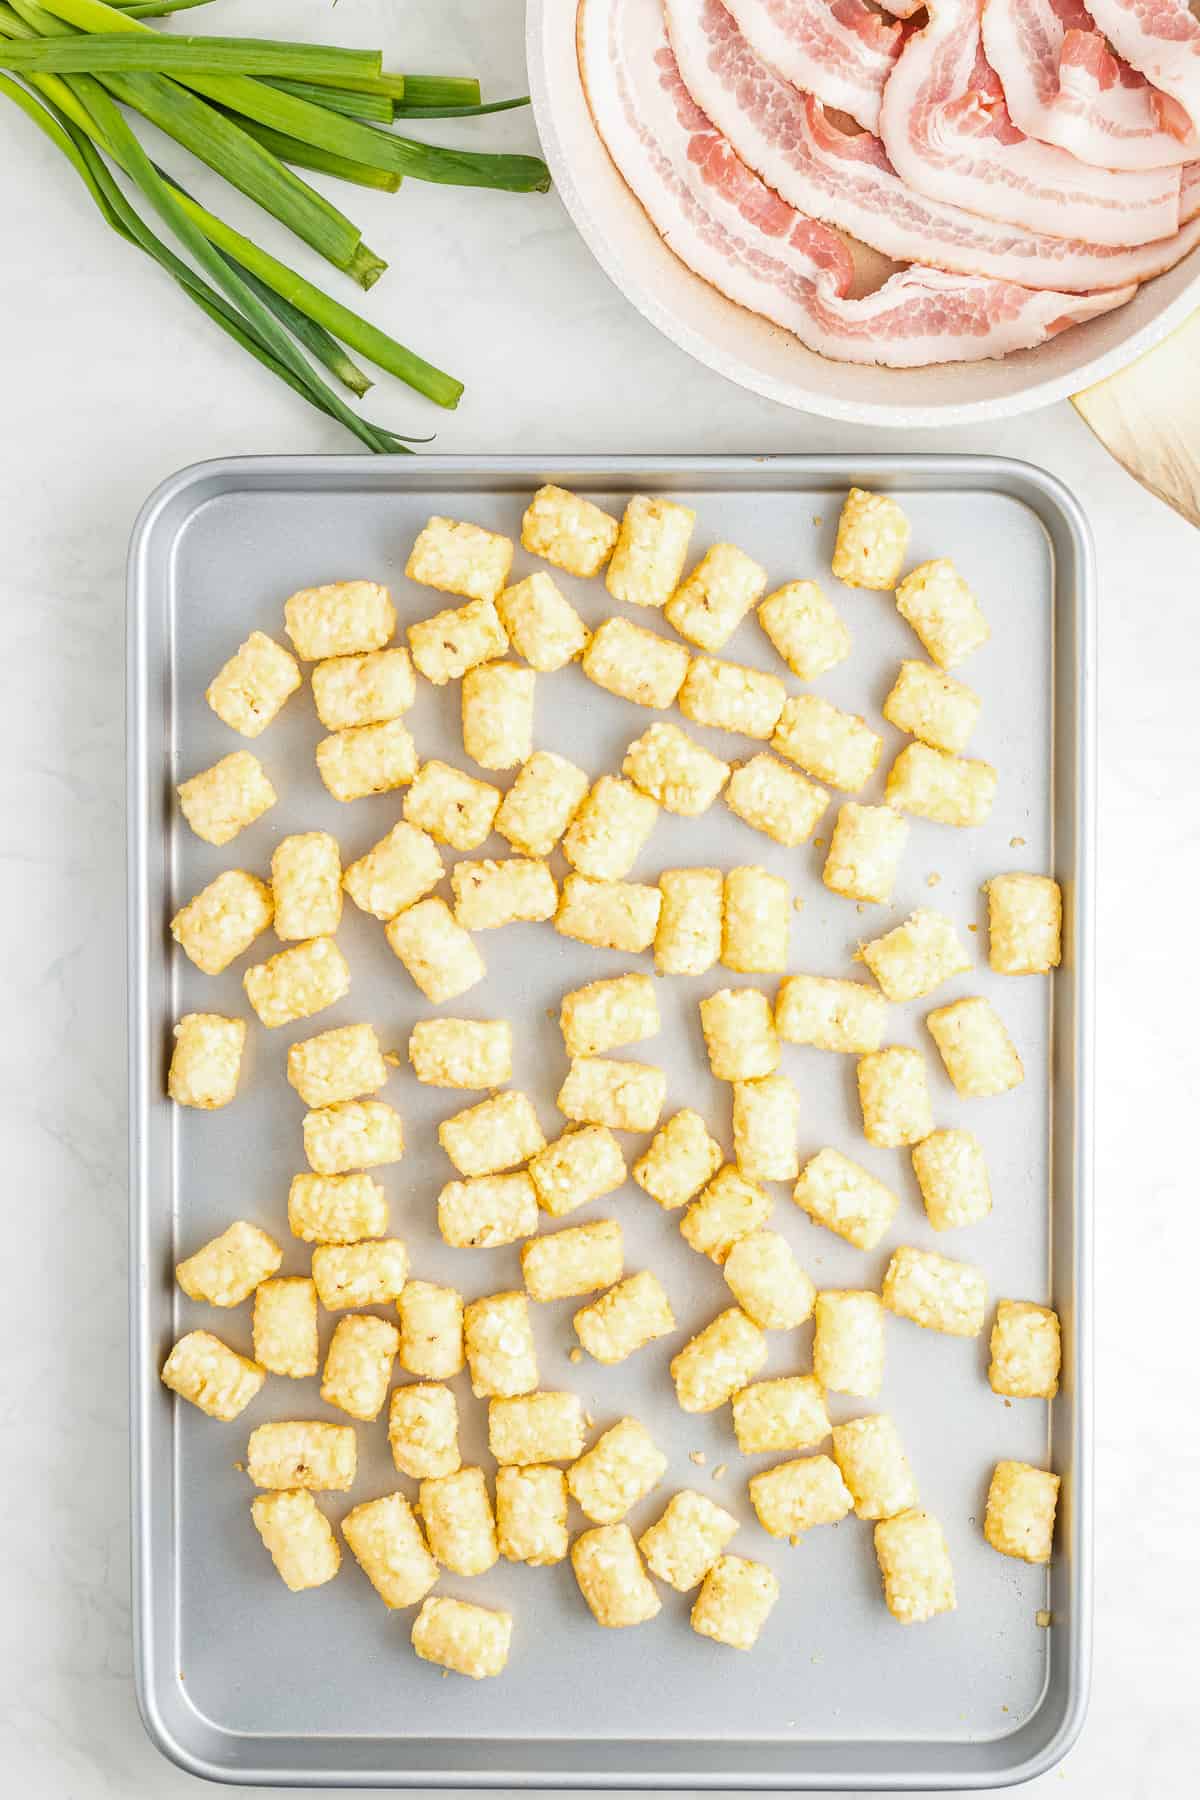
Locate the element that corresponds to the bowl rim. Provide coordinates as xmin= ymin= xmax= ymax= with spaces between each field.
xmin=527 ymin=0 xmax=1200 ymax=428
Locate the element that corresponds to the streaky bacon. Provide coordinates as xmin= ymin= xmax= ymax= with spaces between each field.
xmin=578 ymin=0 xmax=1136 ymax=369
xmin=877 ymin=0 xmax=1181 ymax=245
xmin=723 ymin=0 xmax=903 ymax=134
xmin=981 ymin=0 xmax=1197 ymax=168
xmin=1184 ymin=161 xmax=1200 ymax=220
xmin=667 ymin=0 xmax=1200 ymax=290
xmin=1085 ymin=0 xmax=1200 ymax=139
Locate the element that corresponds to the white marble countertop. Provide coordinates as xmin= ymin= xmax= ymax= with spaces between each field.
xmin=1 ymin=2 xmax=1196 ymax=1795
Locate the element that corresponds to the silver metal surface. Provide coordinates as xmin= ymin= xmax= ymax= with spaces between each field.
xmin=128 ymin=455 xmax=1093 ymax=1789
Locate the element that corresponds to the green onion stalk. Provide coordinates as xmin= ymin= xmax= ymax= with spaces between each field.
xmin=0 ymin=0 xmax=552 ymax=448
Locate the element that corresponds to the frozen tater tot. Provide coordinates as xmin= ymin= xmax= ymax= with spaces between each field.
xmin=388 ymin=1382 xmax=461 ymax=1479
xmin=680 ymin=1165 xmax=772 ymax=1265
xmin=559 ymin=973 xmax=659 ymax=1059
xmin=885 ymin=743 xmax=997 ymax=828
xmin=895 ymin=559 xmax=988 ymax=668
xmin=556 ymin=1057 xmax=666 ymax=1133
xmin=574 ymin=1271 xmax=675 ymax=1365
xmin=988 ymin=1301 xmax=1061 ymax=1399
xmin=823 ymin=802 xmax=909 ymax=906
xmin=831 ymin=489 xmax=910 ymax=591
xmin=882 ymin=1246 xmax=987 ymax=1337
xmin=408 ymin=1019 xmax=512 ymax=1090
xmin=567 ymin=1417 xmax=667 ymax=1525
xmin=496 ymin=1464 xmax=569 ymax=1566
xmin=606 ymin=494 xmax=695 ymax=608
xmin=857 ymin=910 xmax=971 ymax=1004
xmin=463 ymin=1292 xmax=538 ymax=1398
xmin=250 ymin=1490 xmax=340 ymax=1592
xmin=571 ymin=1524 xmax=661 ymax=1628
xmin=495 ymin=751 xmax=588 ymax=858
xmin=343 ymin=1491 xmax=438 ymax=1609
xmin=831 ymin=1415 xmax=918 ymax=1521
xmin=757 ymin=579 xmax=851 ymax=678
xmin=521 ymin=484 xmax=619 ymax=579
xmin=622 ymin=723 xmax=730 ymax=817
xmin=633 ymin=1110 xmax=722 ymax=1211
xmin=983 ymin=1461 xmax=1060 ymax=1564
xmin=176 ymin=1219 xmax=281 ymax=1308
xmin=302 ymin=1101 xmax=405 ymax=1176
xmin=206 ymin=630 xmax=300 ymax=737
xmin=700 ymin=987 xmax=780 ymax=1082
xmin=312 ymin=1240 xmax=409 ymax=1311
xmin=813 ymin=1290 xmax=885 ymax=1398
xmin=406 ymin=517 xmax=513 ymax=606
xmin=721 ymin=866 xmax=790 ymax=975
xmin=411 ymin=1596 xmax=512 ymax=1679
xmin=857 ymin=1047 xmax=934 ymax=1148
xmin=160 ymin=1330 xmax=264 ymax=1421
xmin=690 ymin=1555 xmax=779 ymax=1650
xmin=562 ymin=776 xmax=658 ymax=882
xmin=437 ymin=1089 xmax=545 ymax=1178
xmin=655 ymin=868 xmax=722 ymax=976
xmin=731 ymin=1074 xmax=800 ymax=1183
xmin=460 ymin=661 xmax=535 ymax=771
xmin=342 ymin=820 xmax=443 ymax=921
xmin=772 ymin=695 xmax=882 ymax=793
xmin=497 ymin=573 xmax=588 ymax=671
xmin=926 ymin=997 xmax=1024 ymax=1097
xmin=665 ymin=543 xmax=768 ymax=653
xmin=419 ymin=1466 xmax=498 ymax=1576
xmin=270 ymin=832 xmax=342 ymax=940
xmin=723 ymin=1231 xmax=815 ymax=1331
xmin=555 ymin=874 xmax=662 ymax=954
xmin=639 ymin=1490 xmax=738 ymax=1591
xmin=986 ymin=873 xmax=1063 ymax=976
xmin=385 ymin=898 xmax=486 ymax=1004
xmin=874 ymin=1509 xmax=956 ymax=1623
xmin=670 ymin=1307 xmax=767 ymax=1413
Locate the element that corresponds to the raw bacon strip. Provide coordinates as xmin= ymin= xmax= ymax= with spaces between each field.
xmin=668 ymin=0 xmax=1200 ymax=291
xmin=724 ymin=0 xmax=903 ymax=134
xmin=578 ymin=0 xmax=1135 ymax=368
xmin=1184 ymin=161 xmax=1200 ymax=221
xmin=981 ymin=0 xmax=1196 ymax=168
xmin=877 ymin=0 xmax=1180 ymax=246
xmin=1086 ymin=0 xmax=1200 ymax=139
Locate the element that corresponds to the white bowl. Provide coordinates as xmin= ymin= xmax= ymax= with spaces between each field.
xmin=527 ymin=0 xmax=1200 ymax=427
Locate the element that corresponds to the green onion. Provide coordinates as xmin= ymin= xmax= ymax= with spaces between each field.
xmin=217 ymin=112 xmax=403 ymax=193
xmin=0 ymin=19 xmax=463 ymax=410
xmin=1 ymin=2 xmax=389 ymax=283
xmin=0 ymin=71 xmax=415 ymax=449
xmin=330 ymin=72 xmax=407 ymax=101
xmin=35 ymin=0 xmax=388 ymax=80
xmin=393 ymin=96 xmax=531 ymax=120
xmin=112 ymin=1 xmax=217 ymax=17
xmin=216 ymin=254 xmax=374 ymax=398
xmin=188 ymin=75 xmax=551 ymax=191
xmin=99 ymin=70 xmax=380 ymax=277
xmin=76 ymin=77 xmax=403 ymax=453
xmin=264 ymin=77 xmax=393 ymax=125
xmin=0 ymin=0 xmax=545 ymax=446
xmin=0 ymin=33 xmax=388 ymax=79
xmin=401 ymin=76 xmax=481 ymax=109
xmin=28 ymin=0 xmax=550 ymax=191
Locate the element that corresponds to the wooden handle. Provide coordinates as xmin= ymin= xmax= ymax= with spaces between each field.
xmin=1072 ymin=311 xmax=1200 ymax=528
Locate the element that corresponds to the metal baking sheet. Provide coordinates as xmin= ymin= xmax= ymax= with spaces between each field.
xmin=128 ymin=455 xmax=1092 ymax=1789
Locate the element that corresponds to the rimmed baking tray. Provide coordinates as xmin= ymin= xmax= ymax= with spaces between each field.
xmin=128 ymin=455 xmax=1092 ymax=1789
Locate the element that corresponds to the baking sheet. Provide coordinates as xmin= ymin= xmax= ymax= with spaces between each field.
xmin=128 ymin=455 xmax=1092 ymax=1789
